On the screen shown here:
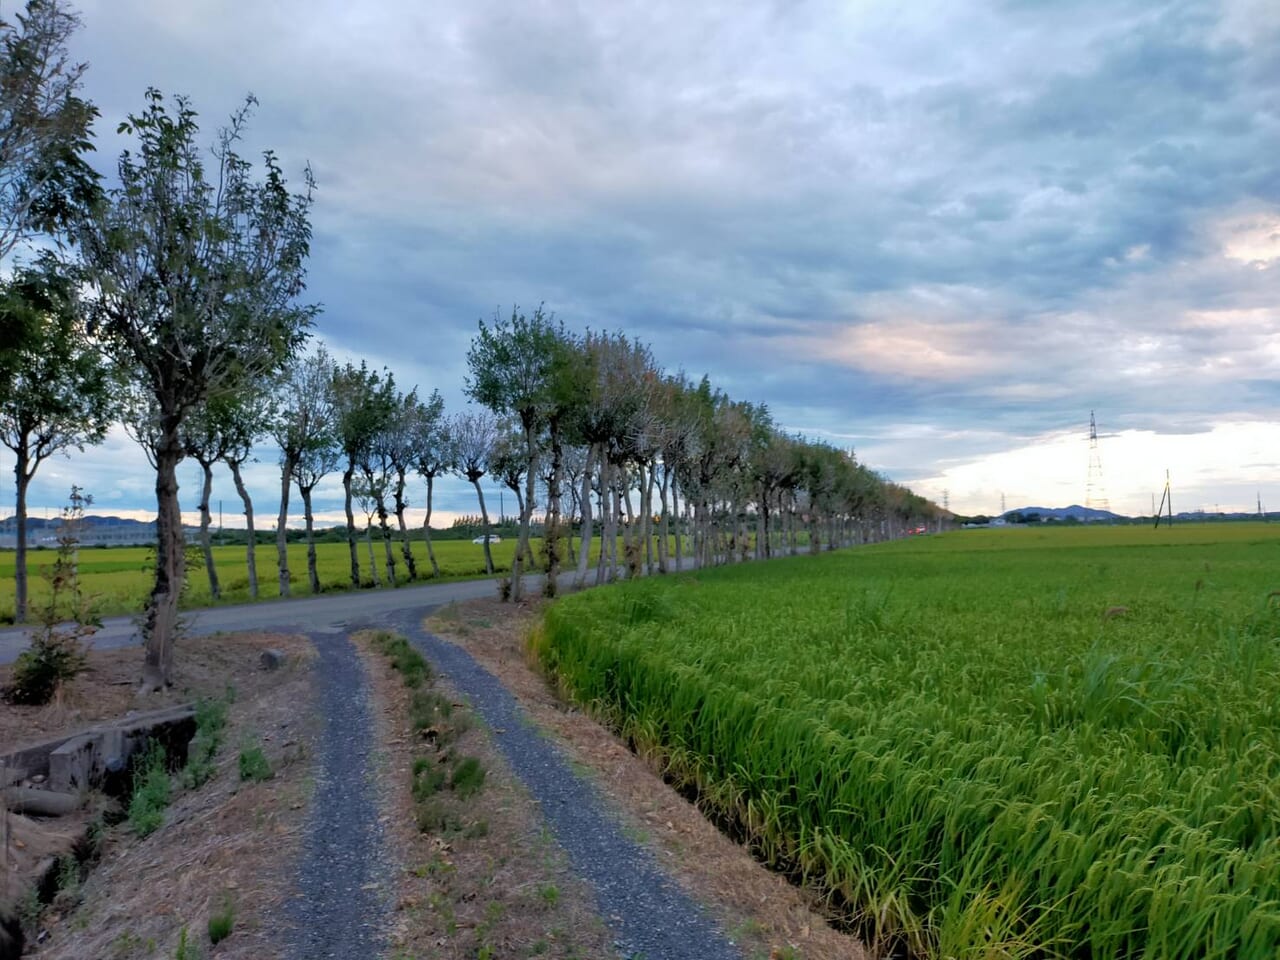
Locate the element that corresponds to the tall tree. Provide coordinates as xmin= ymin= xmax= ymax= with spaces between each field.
xmin=452 ymin=410 xmax=497 ymax=575
xmin=411 ymin=393 xmax=452 ymax=578
xmin=221 ymin=392 xmax=270 ymax=600
xmin=270 ymin=347 xmax=332 ymax=596
xmin=0 ymin=0 xmax=98 ymax=261
xmin=292 ymin=412 xmax=340 ymax=594
xmin=388 ymin=388 xmax=441 ymax=581
xmin=180 ymin=394 xmax=236 ymax=601
xmin=330 ymin=360 xmax=395 ymax=588
xmin=0 ymin=256 xmax=112 ymax=621
xmin=467 ymin=305 xmax=572 ymax=601
xmin=77 ymin=90 xmax=316 ymax=690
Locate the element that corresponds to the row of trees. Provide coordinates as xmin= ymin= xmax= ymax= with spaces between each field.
xmin=0 ymin=1 xmax=944 ymax=690
xmin=1 ymin=2 xmax=315 ymax=689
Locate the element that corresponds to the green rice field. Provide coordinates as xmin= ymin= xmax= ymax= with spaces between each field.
xmin=533 ymin=524 xmax=1280 ymax=958
xmin=0 ymin=537 xmax=539 ymax=622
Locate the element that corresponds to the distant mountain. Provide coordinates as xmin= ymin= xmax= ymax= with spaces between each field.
xmin=0 ymin=514 xmax=155 ymax=530
xmin=1005 ymin=504 xmax=1127 ymax=522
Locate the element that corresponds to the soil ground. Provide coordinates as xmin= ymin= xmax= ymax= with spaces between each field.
xmin=426 ymin=597 xmax=867 ymax=960
xmin=1 ymin=632 xmax=316 ymax=959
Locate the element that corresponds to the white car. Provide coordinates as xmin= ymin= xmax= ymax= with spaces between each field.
xmin=471 ymin=535 xmax=501 ymax=544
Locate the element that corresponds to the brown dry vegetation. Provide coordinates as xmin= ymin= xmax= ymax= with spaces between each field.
xmin=1 ymin=632 xmax=316 ymax=959
xmin=426 ymin=598 xmax=868 ymax=960
xmin=355 ymin=628 xmax=618 ymax=960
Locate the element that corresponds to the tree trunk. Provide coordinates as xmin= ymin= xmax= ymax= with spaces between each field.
xmin=422 ymin=473 xmax=440 ymax=577
xmin=376 ymin=493 xmax=397 ymax=587
xmin=573 ymin=444 xmax=597 ymax=589
xmin=342 ymin=461 xmax=360 ymax=586
xmin=544 ymin=426 xmax=564 ymax=597
xmin=275 ymin=454 xmax=295 ymax=597
xmin=471 ymin=478 xmax=494 ymax=574
xmin=300 ymin=483 xmax=321 ymax=594
xmin=196 ymin=458 xmax=220 ymax=600
xmin=142 ymin=428 xmax=185 ymax=692
xmin=365 ymin=521 xmax=381 ymax=586
xmin=394 ymin=467 xmax=417 ymax=581
xmin=13 ymin=449 xmax=32 ymax=623
xmin=595 ymin=458 xmax=614 ymax=586
xmin=228 ymin=460 xmax=258 ymax=600
xmin=643 ymin=462 xmax=657 ymax=575
xmin=511 ymin=425 xmax=537 ymax=603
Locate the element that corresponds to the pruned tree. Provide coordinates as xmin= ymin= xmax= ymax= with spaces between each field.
xmin=0 ymin=255 xmax=112 ymax=621
xmin=220 ymin=390 xmax=271 ymax=600
xmin=451 ymin=409 xmax=497 ymax=575
xmin=466 ymin=305 xmax=575 ymax=601
xmin=270 ymin=346 xmax=333 ymax=596
xmin=388 ymin=388 xmax=442 ymax=581
xmin=292 ymin=407 xmax=341 ymax=594
xmin=330 ymin=360 xmax=396 ymax=588
xmin=77 ymin=89 xmax=316 ymax=690
xmin=0 ymin=0 xmax=98 ymax=261
xmin=180 ymin=394 xmax=236 ymax=601
xmin=411 ymin=392 xmax=452 ymax=577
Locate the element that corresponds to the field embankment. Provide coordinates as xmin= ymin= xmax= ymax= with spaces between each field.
xmin=532 ymin=524 xmax=1280 ymax=958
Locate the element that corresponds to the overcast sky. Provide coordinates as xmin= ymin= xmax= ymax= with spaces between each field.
xmin=7 ymin=0 xmax=1280 ymax=524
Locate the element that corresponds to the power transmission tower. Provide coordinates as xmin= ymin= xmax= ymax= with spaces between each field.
xmin=1000 ymin=492 xmax=1006 ymax=515
xmin=1154 ymin=470 xmax=1173 ymax=528
xmin=1085 ymin=411 xmax=1110 ymax=514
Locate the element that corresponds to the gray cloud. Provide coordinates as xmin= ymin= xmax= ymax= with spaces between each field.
xmin=4 ymin=0 xmax=1276 ymax=519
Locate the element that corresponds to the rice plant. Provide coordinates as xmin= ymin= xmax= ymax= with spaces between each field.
xmin=535 ymin=524 xmax=1280 ymax=958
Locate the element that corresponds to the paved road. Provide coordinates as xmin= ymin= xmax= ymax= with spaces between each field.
xmin=0 ymin=575 xmax=512 ymax=664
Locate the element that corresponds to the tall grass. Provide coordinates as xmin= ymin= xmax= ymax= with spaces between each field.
xmin=533 ymin=524 xmax=1280 ymax=958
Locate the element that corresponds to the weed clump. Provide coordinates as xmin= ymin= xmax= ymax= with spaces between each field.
xmin=237 ymin=745 xmax=273 ymax=783
xmin=128 ymin=742 xmax=172 ymax=837
xmin=207 ymin=895 xmax=235 ymax=945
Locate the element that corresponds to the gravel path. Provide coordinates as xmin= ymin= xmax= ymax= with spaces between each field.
xmin=390 ymin=610 xmax=745 ymax=960
xmin=285 ymin=626 xmax=388 ymax=960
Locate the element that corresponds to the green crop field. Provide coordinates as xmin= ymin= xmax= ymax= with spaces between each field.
xmin=534 ymin=524 xmax=1280 ymax=958
xmin=0 ymin=537 xmax=535 ymax=622
xmin=0 ymin=534 xmax=689 ymax=622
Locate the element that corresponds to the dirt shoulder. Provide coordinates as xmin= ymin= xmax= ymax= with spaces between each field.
xmin=354 ymin=627 xmax=618 ymax=960
xmin=426 ymin=598 xmax=867 ymax=960
xmin=1 ymin=632 xmax=316 ymax=959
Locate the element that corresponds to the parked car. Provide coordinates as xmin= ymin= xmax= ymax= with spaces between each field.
xmin=471 ymin=535 xmax=501 ymax=544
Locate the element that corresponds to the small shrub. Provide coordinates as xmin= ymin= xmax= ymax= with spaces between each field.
xmin=128 ymin=743 xmax=172 ymax=837
xmin=238 ymin=746 xmax=273 ymax=783
xmin=9 ymin=634 xmax=89 ymax=705
xmin=9 ymin=488 xmax=97 ymax=704
xmin=450 ymin=756 xmax=486 ymax=798
xmin=207 ymin=896 xmax=234 ymax=945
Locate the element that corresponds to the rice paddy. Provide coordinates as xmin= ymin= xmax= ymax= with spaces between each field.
xmin=533 ymin=523 xmax=1280 ymax=958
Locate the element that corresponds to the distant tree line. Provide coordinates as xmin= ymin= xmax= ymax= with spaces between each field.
xmin=0 ymin=1 xmax=945 ymax=688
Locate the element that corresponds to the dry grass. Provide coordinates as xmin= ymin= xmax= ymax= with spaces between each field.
xmin=2 ymin=632 xmax=317 ymax=960
xmin=427 ymin=597 xmax=867 ymax=960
